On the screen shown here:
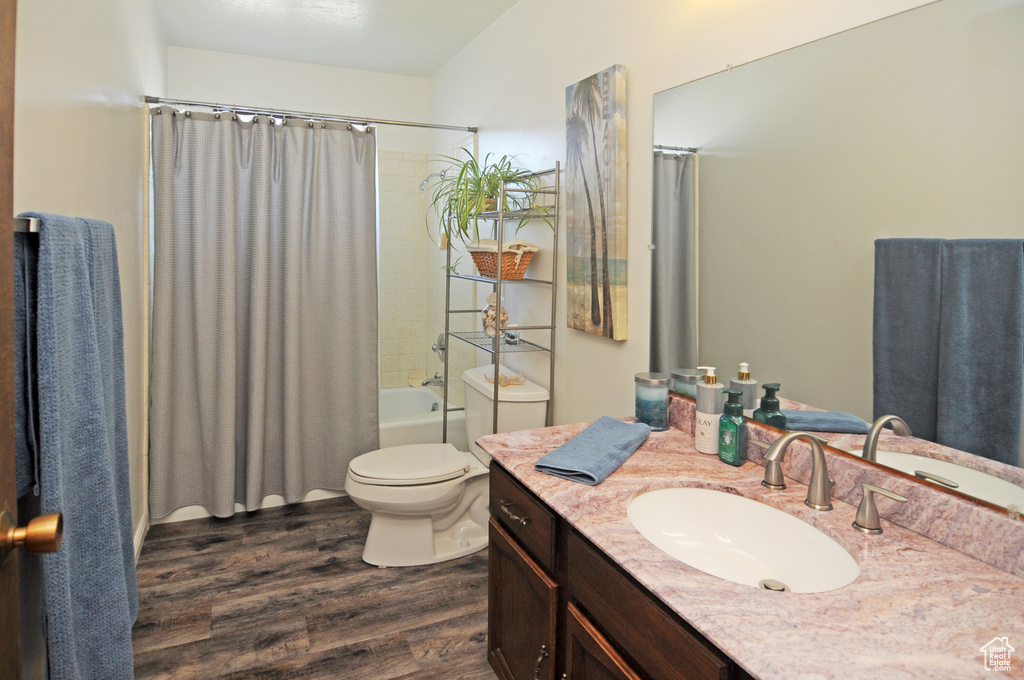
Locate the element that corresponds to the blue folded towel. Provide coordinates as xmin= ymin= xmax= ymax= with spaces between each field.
xmin=534 ymin=416 xmax=651 ymax=485
xmin=781 ymin=410 xmax=870 ymax=434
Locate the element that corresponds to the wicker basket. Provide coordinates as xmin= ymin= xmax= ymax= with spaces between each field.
xmin=466 ymin=240 xmax=539 ymax=280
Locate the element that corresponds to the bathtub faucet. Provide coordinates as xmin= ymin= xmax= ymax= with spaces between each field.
xmin=421 ymin=372 xmax=444 ymax=387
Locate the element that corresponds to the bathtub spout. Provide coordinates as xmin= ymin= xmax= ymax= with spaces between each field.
xmin=421 ymin=372 xmax=444 ymax=387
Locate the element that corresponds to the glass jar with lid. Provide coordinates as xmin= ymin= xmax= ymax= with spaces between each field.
xmin=635 ymin=372 xmax=670 ymax=431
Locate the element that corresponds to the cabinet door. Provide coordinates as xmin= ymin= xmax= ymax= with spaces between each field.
xmin=489 ymin=517 xmax=559 ymax=680
xmin=566 ymin=603 xmax=643 ymax=680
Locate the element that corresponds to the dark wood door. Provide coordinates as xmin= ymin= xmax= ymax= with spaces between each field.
xmin=565 ymin=603 xmax=642 ymax=680
xmin=488 ymin=517 xmax=558 ymax=680
xmin=0 ymin=0 xmax=20 ymax=677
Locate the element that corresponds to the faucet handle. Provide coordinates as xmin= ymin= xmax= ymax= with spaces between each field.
xmin=752 ymin=438 xmax=787 ymax=489
xmin=762 ymin=460 xmax=786 ymax=490
xmin=853 ymin=483 xmax=907 ymax=535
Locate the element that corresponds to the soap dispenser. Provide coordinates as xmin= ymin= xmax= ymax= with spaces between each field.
xmin=694 ymin=366 xmax=725 ymax=455
xmin=730 ymin=362 xmax=759 ymax=418
xmin=718 ymin=389 xmax=748 ymax=467
xmin=752 ymin=383 xmax=787 ymax=429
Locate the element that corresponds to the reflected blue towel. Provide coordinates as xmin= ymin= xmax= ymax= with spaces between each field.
xmin=15 ymin=213 xmax=137 ymax=680
xmin=874 ymin=239 xmax=1024 ymax=466
xmin=781 ymin=410 xmax=870 ymax=434
xmin=534 ymin=416 xmax=651 ymax=485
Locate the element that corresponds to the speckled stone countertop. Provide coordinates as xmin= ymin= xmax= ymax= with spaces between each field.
xmin=478 ymin=419 xmax=1024 ymax=680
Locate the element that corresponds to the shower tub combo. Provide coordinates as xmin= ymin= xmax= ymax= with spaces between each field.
xmin=378 ymin=386 xmax=469 ymax=452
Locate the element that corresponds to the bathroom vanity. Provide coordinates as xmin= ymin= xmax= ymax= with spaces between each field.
xmin=489 ymin=461 xmax=749 ymax=680
xmin=481 ymin=398 xmax=1024 ymax=680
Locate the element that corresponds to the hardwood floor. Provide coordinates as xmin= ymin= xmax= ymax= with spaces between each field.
xmin=133 ymin=496 xmax=497 ymax=680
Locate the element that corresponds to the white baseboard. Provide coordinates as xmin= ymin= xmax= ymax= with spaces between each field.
xmin=151 ymin=489 xmax=347 ymax=525
xmin=133 ymin=510 xmax=150 ymax=564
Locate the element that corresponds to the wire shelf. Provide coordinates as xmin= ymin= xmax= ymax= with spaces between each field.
xmin=449 ymin=331 xmax=550 ymax=354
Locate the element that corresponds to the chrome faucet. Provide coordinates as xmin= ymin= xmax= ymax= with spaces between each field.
xmin=421 ymin=372 xmax=444 ymax=387
xmin=763 ymin=431 xmax=833 ymax=511
xmin=862 ymin=415 xmax=912 ymax=463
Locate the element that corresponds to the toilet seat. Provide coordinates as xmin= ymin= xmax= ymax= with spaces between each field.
xmin=348 ymin=443 xmax=472 ymax=486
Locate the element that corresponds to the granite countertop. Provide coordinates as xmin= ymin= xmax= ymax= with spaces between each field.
xmin=478 ymin=420 xmax=1024 ymax=680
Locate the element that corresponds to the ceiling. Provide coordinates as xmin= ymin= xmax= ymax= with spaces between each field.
xmin=154 ymin=0 xmax=520 ymax=78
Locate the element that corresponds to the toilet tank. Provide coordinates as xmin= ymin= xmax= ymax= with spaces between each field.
xmin=462 ymin=365 xmax=550 ymax=460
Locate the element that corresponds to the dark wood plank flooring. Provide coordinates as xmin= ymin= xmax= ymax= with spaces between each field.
xmin=133 ymin=496 xmax=497 ymax=680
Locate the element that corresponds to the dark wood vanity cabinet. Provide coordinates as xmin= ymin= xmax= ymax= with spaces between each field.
xmin=488 ymin=462 xmax=752 ymax=680
xmin=566 ymin=602 xmax=644 ymax=680
xmin=489 ymin=518 xmax=559 ymax=680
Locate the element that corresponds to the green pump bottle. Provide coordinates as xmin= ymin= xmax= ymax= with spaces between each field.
xmin=718 ymin=389 xmax=748 ymax=467
xmin=752 ymin=383 xmax=787 ymax=429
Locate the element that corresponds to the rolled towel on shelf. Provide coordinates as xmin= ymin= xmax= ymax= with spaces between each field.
xmin=781 ymin=410 xmax=870 ymax=435
xmin=534 ymin=416 xmax=651 ymax=485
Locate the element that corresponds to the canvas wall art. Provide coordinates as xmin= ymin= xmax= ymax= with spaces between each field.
xmin=565 ymin=64 xmax=628 ymax=340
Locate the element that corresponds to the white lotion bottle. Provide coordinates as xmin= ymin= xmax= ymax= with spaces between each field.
xmin=730 ymin=362 xmax=759 ymax=419
xmin=694 ymin=366 xmax=725 ymax=455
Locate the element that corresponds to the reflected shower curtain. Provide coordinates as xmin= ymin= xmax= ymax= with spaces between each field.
xmin=650 ymin=151 xmax=697 ymax=373
xmin=149 ymin=107 xmax=379 ymax=519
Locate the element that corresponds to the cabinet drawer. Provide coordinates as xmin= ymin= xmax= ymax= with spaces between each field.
xmin=568 ymin=531 xmax=732 ymax=680
xmin=490 ymin=462 xmax=558 ymax=573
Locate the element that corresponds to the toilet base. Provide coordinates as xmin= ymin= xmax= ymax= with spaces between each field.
xmin=348 ymin=468 xmax=491 ymax=567
xmin=361 ymin=512 xmax=488 ymax=567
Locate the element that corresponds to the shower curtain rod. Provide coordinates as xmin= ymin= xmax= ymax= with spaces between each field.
xmin=145 ymin=96 xmax=478 ymax=133
xmin=654 ymin=144 xmax=698 ymax=153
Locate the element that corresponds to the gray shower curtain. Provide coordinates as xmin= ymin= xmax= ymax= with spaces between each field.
xmin=149 ymin=107 xmax=379 ymax=519
xmin=650 ymin=151 xmax=697 ymax=373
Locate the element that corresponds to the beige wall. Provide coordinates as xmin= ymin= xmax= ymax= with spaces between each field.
xmin=430 ymin=0 xmax=935 ymax=425
xmin=13 ymin=0 xmax=165 ymax=551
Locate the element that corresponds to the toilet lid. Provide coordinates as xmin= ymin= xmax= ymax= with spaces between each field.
xmin=348 ymin=443 xmax=471 ymax=486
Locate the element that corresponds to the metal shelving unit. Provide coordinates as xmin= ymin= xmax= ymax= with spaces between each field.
xmin=441 ymin=163 xmax=560 ymax=442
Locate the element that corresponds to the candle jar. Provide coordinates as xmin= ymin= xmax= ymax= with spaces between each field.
xmin=670 ymin=369 xmax=701 ymax=398
xmin=635 ymin=372 xmax=670 ymax=431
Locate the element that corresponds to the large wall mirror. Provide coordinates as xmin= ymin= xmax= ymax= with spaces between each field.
xmin=652 ymin=0 xmax=1024 ymax=512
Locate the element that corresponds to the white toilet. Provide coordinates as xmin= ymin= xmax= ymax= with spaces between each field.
xmin=345 ymin=365 xmax=549 ymax=566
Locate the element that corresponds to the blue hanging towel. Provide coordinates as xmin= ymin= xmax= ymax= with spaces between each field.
xmin=873 ymin=238 xmax=1024 ymax=466
xmin=15 ymin=212 xmax=137 ymax=680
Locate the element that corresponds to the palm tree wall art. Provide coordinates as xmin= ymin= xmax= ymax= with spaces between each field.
xmin=565 ymin=65 xmax=628 ymax=340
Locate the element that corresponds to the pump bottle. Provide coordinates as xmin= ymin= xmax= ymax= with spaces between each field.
xmin=752 ymin=383 xmax=787 ymax=429
xmin=718 ymin=388 xmax=748 ymax=467
xmin=694 ymin=366 xmax=725 ymax=454
xmin=730 ymin=362 xmax=759 ymax=418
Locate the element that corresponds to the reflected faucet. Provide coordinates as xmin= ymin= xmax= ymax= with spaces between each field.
xmin=763 ymin=432 xmax=833 ymax=511
xmin=421 ymin=372 xmax=444 ymax=387
xmin=862 ymin=415 xmax=912 ymax=463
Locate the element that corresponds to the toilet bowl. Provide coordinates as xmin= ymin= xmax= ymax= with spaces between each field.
xmin=345 ymin=365 xmax=549 ymax=567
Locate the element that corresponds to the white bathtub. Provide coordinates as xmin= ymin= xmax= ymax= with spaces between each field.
xmin=379 ymin=386 xmax=469 ymax=452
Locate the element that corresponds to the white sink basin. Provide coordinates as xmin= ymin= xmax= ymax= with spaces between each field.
xmin=849 ymin=449 xmax=1024 ymax=510
xmin=627 ymin=487 xmax=859 ymax=593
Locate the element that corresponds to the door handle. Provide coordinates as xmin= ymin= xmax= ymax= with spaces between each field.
xmin=0 ymin=510 xmax=63 ymax=565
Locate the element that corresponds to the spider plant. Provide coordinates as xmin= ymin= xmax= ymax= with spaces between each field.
xmin=426 ymin=150 xmax=549 ymax=246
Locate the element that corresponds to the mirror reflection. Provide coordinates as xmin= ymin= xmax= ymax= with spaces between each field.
xmin=652 ymin=0 xmax=1024 ymax=510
